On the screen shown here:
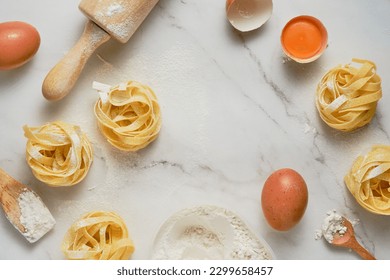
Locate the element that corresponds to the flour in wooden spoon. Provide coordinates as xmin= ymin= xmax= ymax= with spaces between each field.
xmin=18 ymin=190 xmax=56 ymax=243
xmin=315 ymin=210 xmax=359 ymax=243
xmin=316 ymin=210 xmax=347 ymax=243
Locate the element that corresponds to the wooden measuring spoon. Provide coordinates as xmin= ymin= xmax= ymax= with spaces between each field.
xmin=0 ymin=168 xmax=55 ymax=243
xmin=332 ymin=217 xmax=376 ymax=260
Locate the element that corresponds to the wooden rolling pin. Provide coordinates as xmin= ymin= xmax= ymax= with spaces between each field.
xmin=0 ymin=168 xmax=55 ymax=243
xmin=42 ymin=0 xmax=159 ymax=101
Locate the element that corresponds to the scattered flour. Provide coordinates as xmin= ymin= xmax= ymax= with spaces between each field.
xmin=18 ymin=190 xmax=56 ymax=243
xmin=282 ymin=56 xmax=292 ymax=64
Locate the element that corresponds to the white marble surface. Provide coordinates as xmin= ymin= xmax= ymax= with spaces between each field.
xmin=0 ymin=0 xmax=389 ymax=260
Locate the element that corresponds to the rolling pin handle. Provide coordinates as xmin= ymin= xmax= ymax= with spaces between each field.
xmin=42 ymin=20 xmax=110 ymax=101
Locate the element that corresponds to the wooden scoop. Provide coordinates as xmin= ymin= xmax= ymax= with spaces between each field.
xmin=332 ymin=217 xmax=376 ymax=260
xmin=42 ymin=0 xmax=160 ymax=101
xmin=0 ymin=168 xmax=55 ymax=243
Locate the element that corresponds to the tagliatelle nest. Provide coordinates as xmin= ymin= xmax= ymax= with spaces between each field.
xmin=344 ymin=145 xmax=390 ymax=215
xmin=93 ymin=81 xmax=162 ymax=151
xmin=315 ymin=58 xmax=382 ymax=132
xmin=23 ymin=121 xmax=93 ymax=187
xmin=62 ymin=211 xmax=135 ymax=260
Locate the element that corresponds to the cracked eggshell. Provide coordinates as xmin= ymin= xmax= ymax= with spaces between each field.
xmin=151 ymin=205 xmax=275 ymax=260
xmin=226 ymin=0 xmax=273 ymax=32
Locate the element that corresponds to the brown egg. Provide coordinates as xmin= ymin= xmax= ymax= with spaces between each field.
xmin=261 ymin=168 xmax=308 ymax=231
xmin=0 ymin=21 xmax=40 ymax=70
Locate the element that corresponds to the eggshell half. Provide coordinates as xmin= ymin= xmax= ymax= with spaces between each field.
xmin=261 ymin=168 xmax=308 ymax=231
xmin=226 ymin=0 xmax=273 ymax=32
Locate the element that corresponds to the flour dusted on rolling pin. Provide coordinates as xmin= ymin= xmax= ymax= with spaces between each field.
xmin=79 ymin=0 xmax=160 ymax=43
xmin=105 ymin=3 xmax=125 ymax=16
xmin=18 ymin=190 xmax=55 ymax=243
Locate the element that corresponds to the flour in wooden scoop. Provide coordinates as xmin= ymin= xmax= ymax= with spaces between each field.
xmin=18 ymin=190 xmax=56 ymax=243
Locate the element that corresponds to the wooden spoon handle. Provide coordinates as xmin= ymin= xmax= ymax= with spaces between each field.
xmin=42 ymin=20 xmax=110 ymax=101
xmin=350 ymin=237 xmax=376 ymax=260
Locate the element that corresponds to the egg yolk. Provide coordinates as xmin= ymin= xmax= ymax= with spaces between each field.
xmin=282 ymin=17 xmax=325 ymax=59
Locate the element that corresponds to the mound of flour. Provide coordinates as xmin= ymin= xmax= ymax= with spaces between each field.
xmin=151 ymin=205 xmax=274 ymax=260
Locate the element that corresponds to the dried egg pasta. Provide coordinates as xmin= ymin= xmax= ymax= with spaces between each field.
xmin=23 ymin=121 xmax=93 ymax=187
xmin=62 ymin=211 xmax=134 ymax=260
xmin=94 ymin=81 xmax=161 ymax=151
xmin=344 ymin=145 xmax=390 ymax=215
xmin=316 ymin=58 xmax=382 ymax=131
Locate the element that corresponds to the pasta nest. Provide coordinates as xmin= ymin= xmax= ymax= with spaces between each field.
xmin=315 ymin=58 xmax=382 ymax=132
xmin=23 ymin=121 xmax=93 ymax=187
xmin=344 ymin=145 xmax=390 ymax=215
xmin=94 ymin=81 xmax=162 ymax=151
xmin=62 ymin=211 xmax=135 ymax=260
